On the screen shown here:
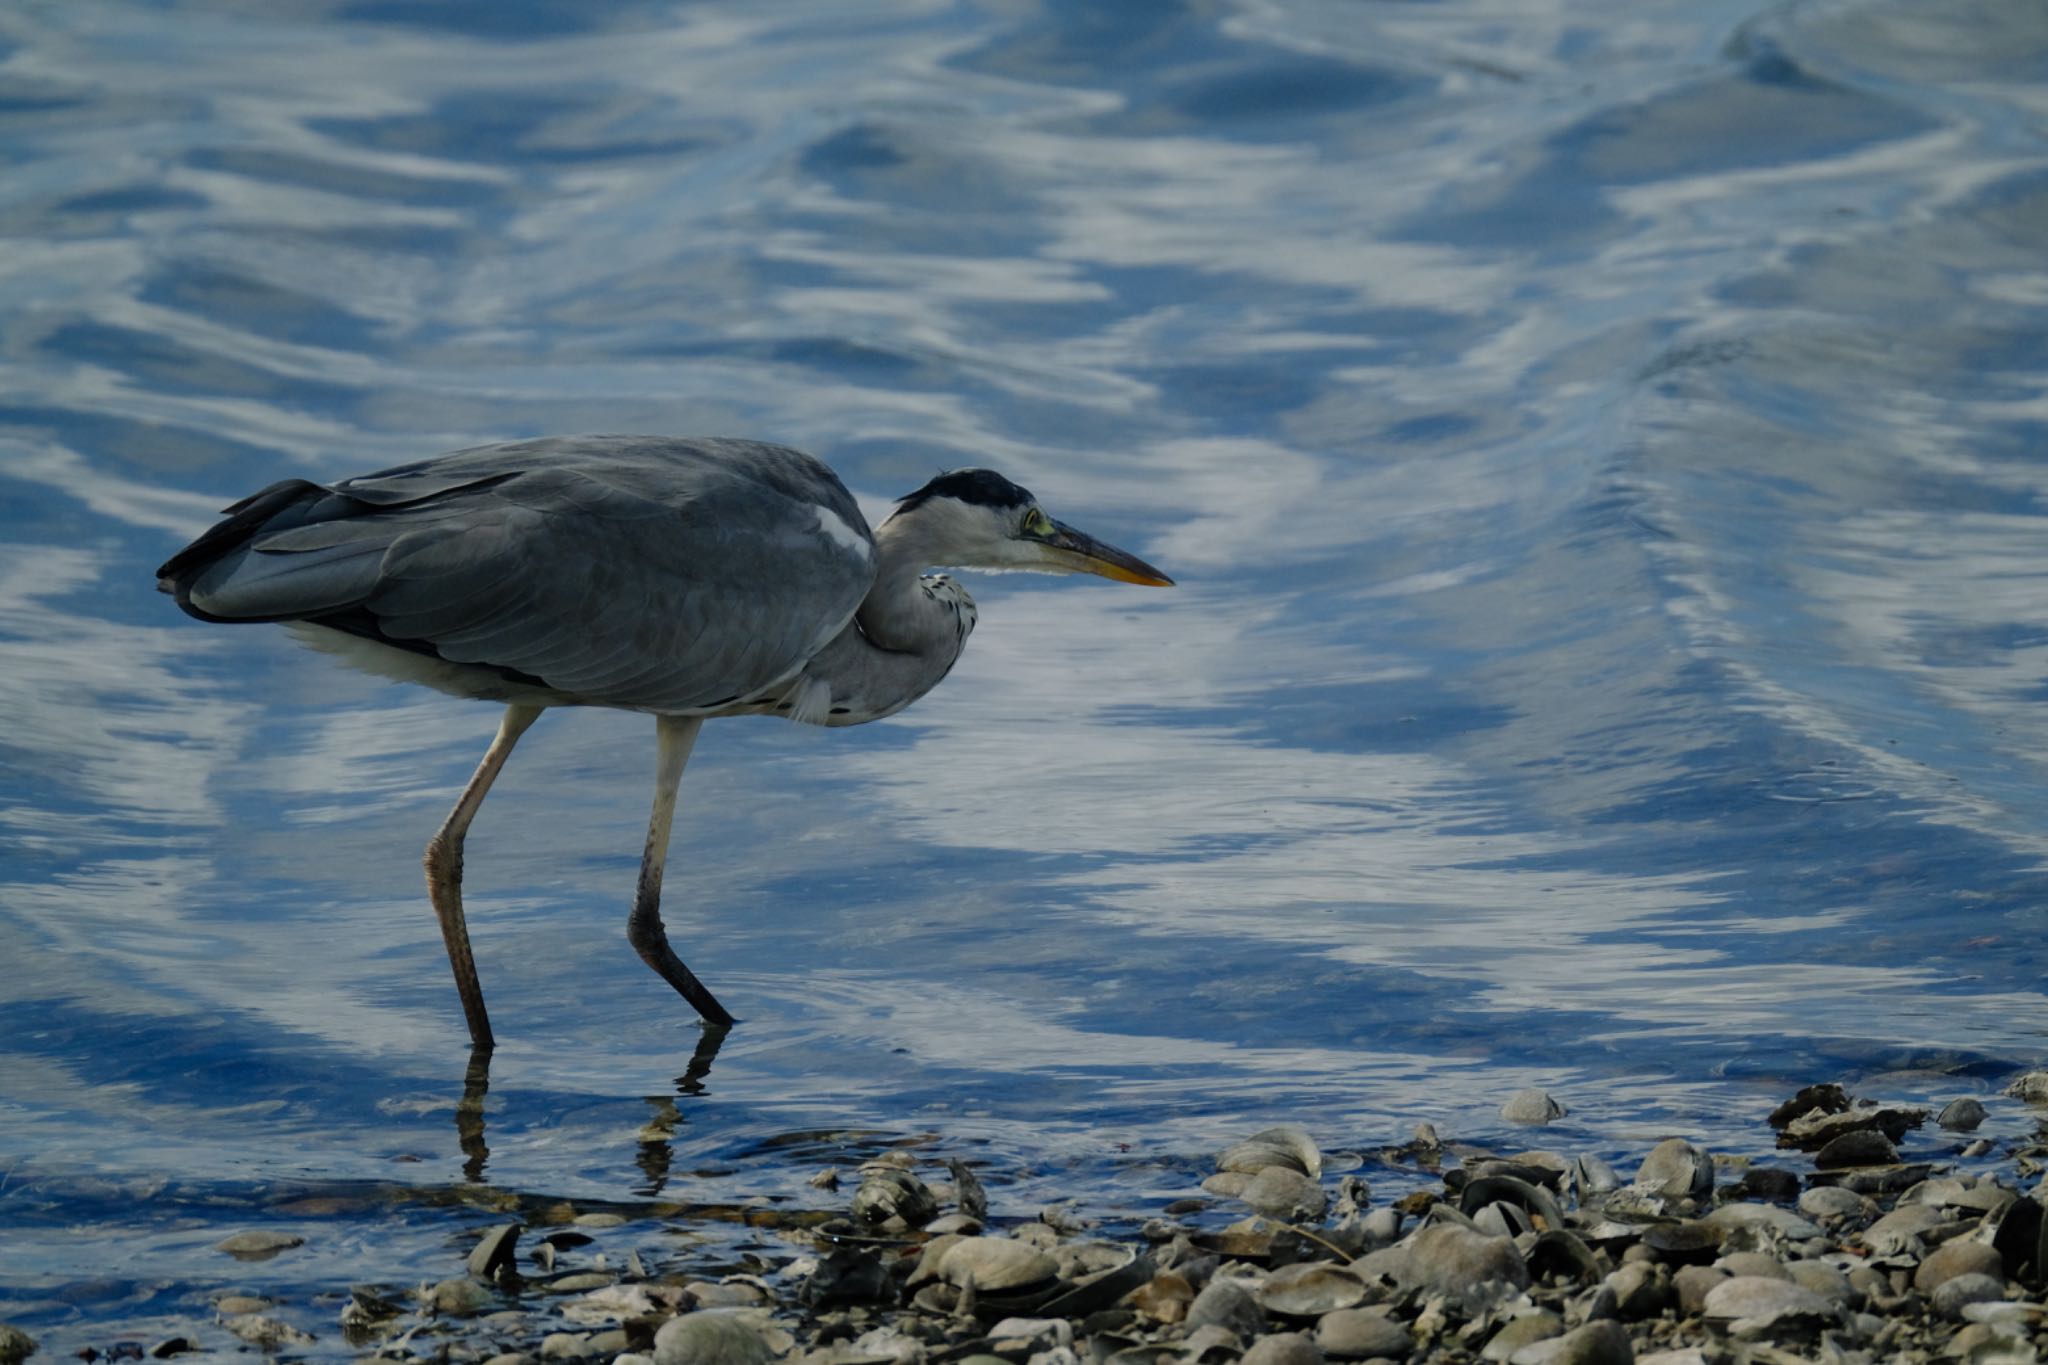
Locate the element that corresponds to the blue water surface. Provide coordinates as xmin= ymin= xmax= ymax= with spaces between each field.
xmin=4 ymin=0 xmax=2048 ymax=1348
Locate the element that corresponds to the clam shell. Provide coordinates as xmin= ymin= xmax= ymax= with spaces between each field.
xmin=1217 ymin=1125 xmax=1323 ymax=1179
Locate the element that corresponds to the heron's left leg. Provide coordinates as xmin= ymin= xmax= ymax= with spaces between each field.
xmin=626 ymin=714 xmax=737 ymax=1027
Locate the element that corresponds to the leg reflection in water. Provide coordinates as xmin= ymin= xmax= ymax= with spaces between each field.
xmin=451 ymin=1026 xmax=729 ymax=1187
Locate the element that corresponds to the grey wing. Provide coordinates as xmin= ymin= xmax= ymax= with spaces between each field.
xmin=164 ymin=436 xmax=878 ymax=713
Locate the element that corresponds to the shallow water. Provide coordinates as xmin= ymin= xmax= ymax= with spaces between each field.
xmin=5 ymin=0 xmax=2048 ymax=1347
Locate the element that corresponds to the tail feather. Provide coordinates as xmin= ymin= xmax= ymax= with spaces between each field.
xmin=156 ymin=478 xmax=334 ymax=619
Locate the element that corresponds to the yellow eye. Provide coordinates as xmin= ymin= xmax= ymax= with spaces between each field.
xmin=1023 ymin=509 xmax=1053 ymax=537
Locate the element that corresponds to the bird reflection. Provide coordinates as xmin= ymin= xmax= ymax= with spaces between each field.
xmin=636 ymin=1024 xmax=729 ymax=1196
xmin=452 ymin=1026 xmax=729 ymax=1186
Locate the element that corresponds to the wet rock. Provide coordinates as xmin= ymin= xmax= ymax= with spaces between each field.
xmin=422 ymin=1277 xmax=494 ymax=1316
xmin=937 ymin=1237 xmax=1059 ymax=1292
xmin=850 ymin=1166 xmax=938 ymax=1228
xmin=1797 ymin=1186 xmax=1874 ymax=1224
xmin=1770 ymin=1083 xmax=1852 ymax=1129
xmin=1186 ymin=1277 xmax=1265 ymax=1337
xmin=1916 ymin=1238 xmax=2005 ymax=1292
xmin=1671 ymin=1265 xmax=1728 ymax=1315
xmin=213 ymin=1294 xmax=270 ymax=1315
xmin=146 ymin=1340 xmax=194 ymax=1359
xmin=1701 ymin=1276 xmax=1835 ymax=1338
xmin=1501 ymin=1089 xmax=1567 ymax=1125
xmin=469 ymin=1223 xmax=521 ymax=1282
xmin=1405 ymin=1224 xmax=1529 ymax=1308
xmin=1258 ymin=1263 xmax=1366 ymax=1318
xmin=1219 ymin=1126 xmax=1322 ymax=1179
xmin=1481 ymin=1310 xmax=1562 ymax=1361
xmin=2002 ymin=1071 xmax=2048 ymax=1103
xmin=1314 ymin=1307 xmax=1411 ymax=1360
xmin=223 ymin=1314 xmax=314 ymax=1349
xmin=1778 ymin=1103 xmax=1926 ymax=1152
xmin=1637 ymin=1221 xmax=1721 ymax=1265
xmin=1814 ymin=1129 xmax=1899 ymax=1169
xmin=538 ymin=1332 xmax=592 ymax=1359
xmin=214 ymin=1229 xmax=304 ymax=1260
xmin=1240 ymin=1166 xmax=1327 ymax=1221
xmin=651 ymin=1311 xmax=776 ymax=1365
xmin=1715 ymin=1251 xmax=1790 ymax=1281
xmin=1940 ymin=1098 xmax=1990 ymax=1132
xmin=0 ymin=1326 xmax=35 ymax=1365
xmin=1931 ymin=1273 xmax=2007 ymax=1319
xmin=1505 ymin=1319 xmax=1632 ymax=1365
xmin=1240 ymin=1332 xmax=1324 ymax=1365
xmin=1634 ymin=1139 xmax=1713 ymax=1200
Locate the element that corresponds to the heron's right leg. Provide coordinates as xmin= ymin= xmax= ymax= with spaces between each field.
xmin=424 ymin=703 xmax=545 ymax=1051
xmin=626 ymin=714 xmax=736 ymax=1027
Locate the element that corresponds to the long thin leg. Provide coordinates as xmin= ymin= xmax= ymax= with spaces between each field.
xmin=626 ymin=714 xmax=736 ymax=1026
xmin=423 ymin=703 xmax=545 ymax=1050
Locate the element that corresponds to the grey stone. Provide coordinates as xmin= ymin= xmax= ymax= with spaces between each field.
xmin=1671 ymin=1265 xmax=1728 ymax=1315
xmin=1187 ymin=1276 xmax=1265 ymax=1337
xmin=422 ymin=1278 xmax=492 ymax=1316
xmin=1701 ymin=1201 xmax=1822 ymax=1241
xmin=1634 ymin=1138 xmax=1712 ymax=1200
xmin=1482 ymin=1310 xmax=1562 ymax=1361
xmin=1931 ymin=1272 xmax=2006 ymax=1319
xmin=1796 ymin=1186 xmax=1873 ymax=1224
xmin=1241 ymin=1166 xmax=1328 ymax=1221
xmin=651 ymin=1311 xmax=774 ymax=1365
xmin=1240 ymin=1332 xmax=1325 ymax=1365
xmin=1506 ymin=1319 xmax=1633 ymax=1365
xmin=938 ymin=1237 xmax=1059 ymax=1291
xmin=222 ymin=1315 xmax=314 ymax=1349
xmin=1813 ymin=1129 xmax=1898 ymax=1170
xmin=1714 ymin=1252 xmax=1790 ymax=1281
xmin=1939 ymin=1098 xmax=1989 ymax=1132
xmin=1701 ymin=1276 xmax=1834 ymax=1337
xmin=1315 ymin=1307 xmax=1411 ymax=1360
xmin=1785 ymin=1259 xmax=1855 ymax=1305
xmin=1405 ymin=1223 xmax=1530 ymax=1307
xmin=214 ymin=1230 xmax=305 ymax=1259
xmin=1219 ymin=1127 xmax=1323 ymax=1179
xmin=1259 ymin=1263 xmax=1366 ymax=1318
xmin=2002 ymin=1071 xmax=2048 ymax=1103
xmin=1915 ymin=1239 xmax=2004 ymax=1292
xmin=1501 ymin=1089 xmax=1567 ymax=1125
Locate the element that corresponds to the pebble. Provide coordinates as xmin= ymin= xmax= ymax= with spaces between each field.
xmin=938 ymin=1236 xmax=1059 ymax=1291
xmin=650 ymin=1311 xmax=774 ymax=1365
xmin=423 ymin=1277 xmax=493 ymax=1316
xmin=1482 ymin=1309 xmax=1562 ymax=1360
xmin=1314 ymin=1307 xmax=1411 ymax=1359
xmin=1239 ymin=1332 xmax=1325 ymax=1365
xmin=1506 ymin=1319 xmax=1632 ymax=1365
xmin=1240 ymin=1166 xmax=1328 ymax=1220
xmin=1404 ymin=1223 xmax=1530 ymax=1306
xmin=222 ymin=1314 xmax=314 ymax=1348
xmin=1939 ymin=1097 xmax=1989 ymax=1132
xmin=1931 ymin=1272 xmax=2007 ymax=1319
xmin=1914 ymin=1238 xmax=2004 ymax=1291
xmin=1634 ymin=1138 xmax=1713 ymax=1199
xmin=1501 ymin=1089 xmax=1568 ymax=1125
xmin=1796 ymin=1185 xmax=1872 ymax=1223
xmin=1701 ymin=1276 xmax=1835 ymax=1337
xmin=1671 ymin=1265 xmax=1727 ymax=1314
xmin=213 ymin=1229 xmax=304 ymax=1259
xmin=1186 ymin=1277 xmax=1265 ymax=1337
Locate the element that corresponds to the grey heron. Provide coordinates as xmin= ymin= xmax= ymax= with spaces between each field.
xmin=156 ymin=435 xmax=1172 ymax=1049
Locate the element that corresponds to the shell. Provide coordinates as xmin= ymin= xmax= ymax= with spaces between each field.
xmin=1217 ymin=1125 xmax=1323 ymax=1180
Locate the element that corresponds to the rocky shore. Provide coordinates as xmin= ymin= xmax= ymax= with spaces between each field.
xmin=16 ymin=1075 xmax=2048 ymax=1365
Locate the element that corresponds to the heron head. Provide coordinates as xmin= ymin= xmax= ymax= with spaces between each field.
xmin=886 ymin=469 xmax=1174 ymax=586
